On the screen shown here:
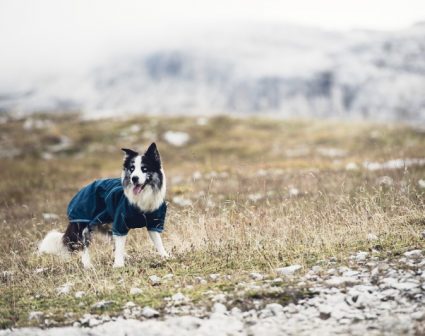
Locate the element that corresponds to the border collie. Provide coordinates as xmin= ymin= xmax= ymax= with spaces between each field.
xmin=38 ymin=143 xmax=169 ymax=268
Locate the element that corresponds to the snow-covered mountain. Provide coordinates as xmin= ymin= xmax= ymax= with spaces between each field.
xmin=1 ymin=22 xmax=425 ymax=121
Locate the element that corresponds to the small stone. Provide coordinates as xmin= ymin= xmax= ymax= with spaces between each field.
xmin=412 ymin=311 xmax=424 ymax=320
xmin=130 ymin=287 xmax=143 ymax=295
xmin=265 ymin=303 xmax=284 ymax=316
xmin=195 ymin=276 xmax=207 ymax=284
xmin=56 ymin=282 xmax=72 ymax=295
xmin=272 ymin=277 xmax=283 ymax=284
xmin=171 ymin=292 xmax=188 ymax=304
xmin=42 ymin=213 xmax=59 ymax=221
xmin=325 ymin=276 xmax=359 ymax=287
xmin=142 ymin=306 xmax=159 ymax=318
xmin=275 ymin=265 xmax=302 ymax=276
xmin=345 ymin=162 xmax=358 ymax=170
xmin=149 ymin=275 xmax=161 ymax=285
xmin=28 ymin=311 xmax=44 ymax=321
xmin=418 ymin=179 xmax=425 ymax=188
xmin=209 ymin=274 xmax=220 ymax=281
xmin=212 ymin=302 xmax=227 ymax=314
xmin=367 ymin=234 xmax=379 ymax=241
xmin=312 ymin=266 xmax=322 ymax=273
xmin=212 ymin=293 xmax=226 ymax=303
xmin=91 ymin=300 xmax=114 ymax=309
xmin=288 ymin=187 xmax=300 ymax=197
xmin=74 ymin=291 xmax=85 ymax=298
xmin=404 ymin=250 xmax=422 ymax=259
xmin=123 ymin=301 xmax=137 ymax=308
xmin=163 ymin=273 xmax=174 ymax=280
xmin=318 ymin=305 xmax=332 ymax=320
xmin=250 ymin=272 xmax=264 ymax=280
xmin=351 ymin=251 xmax=368 ymax=262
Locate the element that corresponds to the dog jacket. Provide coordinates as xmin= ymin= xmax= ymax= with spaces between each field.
xmin=67 ymin=178 xmax=166 ymax=236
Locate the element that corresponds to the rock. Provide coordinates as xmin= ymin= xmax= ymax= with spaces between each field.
xmin=212 ymin=303 xmax=227 ymax=314
xmin=350 ymin=251 xmax=368 ymax=262
xmin=92 ymin=300 xmax=114 ymax=309
xmin=418 ymin=179 xmax=425 ymax=188
xmin=28 ymin=311 xmax=44 ymax=321
xmin=149 ymin=275 xmax=161 ymax=285
xmin=171 ymin=292 xmax=189 ymax=305
xmin=209 ymin=273 xmax=220 ymax=281
xmin=325 ymin=276 xmax=360 ymax=287
xmin=163 ymin=131 xmax=190 ymax=147
xmin=318 ymin=305 xmax=332 ymax=320
xmin=163 ymin=273 xmax=174 ymax=280
xmin=142 ymin=306 xmax=160 ymax=318
xmin=172 ymin=196 xmax=193 ymax=207
xmin=275 ymin=264 xmax=302 ymax=276
xmin=265 ymin=303 xmax=284 ymax=316
xmin=345 ymin=162 xmax=359 ymax=170
xmin=411 ymin=311 xmax=424 ymax=320
xmin=74 ymin=291 xmax=85 ymax=298
xmin=211 ymin=293 xmax=226 ymax=303
xmin=404 ymin=250 xmax=422 ymax=259
xmin=130 ymin=287 xmax=143 ymax=295
xmin=56 ymin=282 xmax=72 ymax=295
xmin=288 ymin=187 xmax=300 ymax=197
xmin=249 ymin=272 xmax=264 ymax=280
xmin=195 ymin=276 xmax=207 ymax=284
xmin=367 ymin=233 xmax=379 ymax=241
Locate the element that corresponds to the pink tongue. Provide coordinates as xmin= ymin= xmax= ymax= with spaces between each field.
xmin=133 ymin=185 xmax=143 ymax=195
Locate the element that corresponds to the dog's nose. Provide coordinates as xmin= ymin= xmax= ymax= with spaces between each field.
xmin=132 ymin=176 xmax=139 ymax=184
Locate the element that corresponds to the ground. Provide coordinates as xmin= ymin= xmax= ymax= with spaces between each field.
xmin=0 ymin=114 xmax=424 ymax=334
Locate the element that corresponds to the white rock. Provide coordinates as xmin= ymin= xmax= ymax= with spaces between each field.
xmin=209 ymin=273 xmax=220 ymax=281
xmin=130 ymin=287 xmax=143 ymax=295
xmin=345 ymin=162 xmax=359 ymax=170
xmin=56 ymin=282 xmax=72 ymax=295
xmin=212 ymin=293 xmax=226 ymax=303
xmin=171 ymin=292 xmax=188 ymax=304
xmin=91 ymin=300 xmax=114 ymax=309
xmin=288 ymin=187 xmax=300 ymax=197
xmin=28 ymin=311 xmax=44 ymax=321
xmin=351 ymin=251 xmax=369 ymax=262
xmin=149 ymin=275 xmax=161 ymax=285
xmin=404 ymin=250 xmax=422 ymax=259
xmin=418 ymin=179 xmax=425 ymax=188
xmin=163 ymin=273 xmax=174 ymax=280
xmin=325 ymin=276 xmax=359 ymax=287
xmin=74 ymin=291 xmax=86 ymax=298
xmin=275 ymin=264 xmax=302 ymax=276
xmin=249 ymin=272 xmax=264 ymax=280
xmin=163 ymin=131 xmax=190 ymax=147
xmin=172 ymin=196 xmax=193 ymax=207
xmin=142 ymin=306 xmax=159 ymax=318
xmin=212 ymin=303 xmax=227 ymax=314
xmin=367 ymin=233 xmax=379 ymax=241
xmin=248 ymin=193 xmax=263 ymax=202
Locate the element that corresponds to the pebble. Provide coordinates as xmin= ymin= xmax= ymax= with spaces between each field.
xmin=129 ymin=287 xmax=143 ymax=295
xmin=249 ymin=272 xmax=264 ymax=281
xmin=275 ymin=264 xmax=302 ymax=276
xmin=149 ymin=275 xmax=161 ymax=285
xmin=141 ymin=307 xmax=160 ymax=318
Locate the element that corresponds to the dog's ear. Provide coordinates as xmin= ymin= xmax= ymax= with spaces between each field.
xmin=144 ymin=143 xmax=161 ymax=168
xmin=121 ymin=148 xmax=138 ymax=157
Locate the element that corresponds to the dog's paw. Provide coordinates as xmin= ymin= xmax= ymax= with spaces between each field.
xmin=160 ymin=252 xmax=171 ymax=259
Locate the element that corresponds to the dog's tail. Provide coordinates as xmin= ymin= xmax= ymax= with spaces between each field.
xmin=38 ymin=230 xmax=70 ymax=259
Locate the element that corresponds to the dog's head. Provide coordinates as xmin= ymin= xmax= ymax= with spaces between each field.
xmin=121 ymin=143 xmax=164 ymax=196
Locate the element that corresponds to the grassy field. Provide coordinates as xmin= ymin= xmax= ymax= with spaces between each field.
xmin=0 ymin=114 xmax=424 ymax=328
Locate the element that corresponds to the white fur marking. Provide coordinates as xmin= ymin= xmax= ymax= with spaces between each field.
xmin=38 ymin=230 xmax=70 ymax=259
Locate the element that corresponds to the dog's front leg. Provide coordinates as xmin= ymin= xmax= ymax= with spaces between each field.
xmin=148 ymin=231 xmax=169 ymax=258
xmin=113 ymin=235 xmax=127 ymax=268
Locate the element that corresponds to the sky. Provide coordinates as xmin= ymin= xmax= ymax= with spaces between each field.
xmin=0 ymin=0 xmax=424 ymax=84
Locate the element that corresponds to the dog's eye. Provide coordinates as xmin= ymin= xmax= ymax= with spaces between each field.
xmin=130 ymin=166 xmax=135 ymax=172
xmin=142 ymin=167 xmax=148 ymax=173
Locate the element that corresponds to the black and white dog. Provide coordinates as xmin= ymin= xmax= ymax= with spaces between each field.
xmin=38 ymin=143 xmax=169 ymax=268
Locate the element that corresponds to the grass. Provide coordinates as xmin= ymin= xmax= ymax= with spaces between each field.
xmin=0 ymin=113 xmax=424 ymax=328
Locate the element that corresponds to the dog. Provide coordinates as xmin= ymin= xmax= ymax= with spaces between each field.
xmin=38 ymin=142 xmax=169 ymax=268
